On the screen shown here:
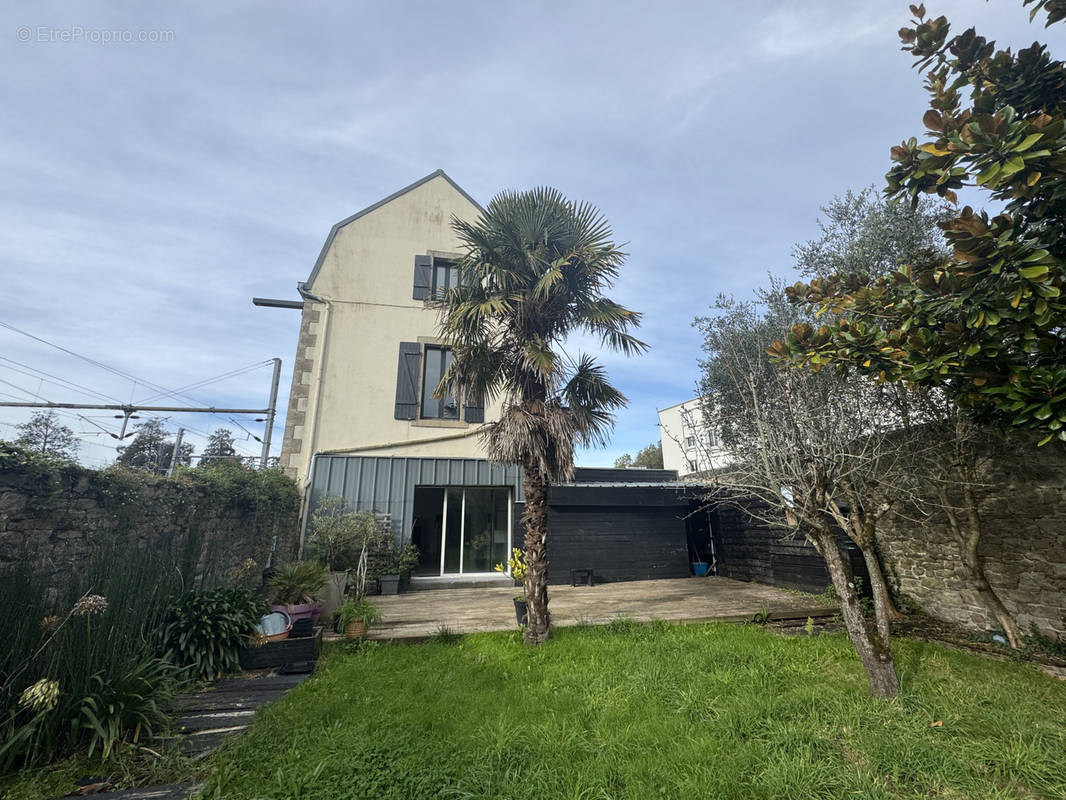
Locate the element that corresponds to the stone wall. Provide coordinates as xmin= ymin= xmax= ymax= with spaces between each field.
xmin=879 ymin=437 xmax=1066 ymax=639
xmin=0 ymin=449 xmax=300 ymax=589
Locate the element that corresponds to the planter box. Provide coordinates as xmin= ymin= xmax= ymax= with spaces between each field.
xmin=380 ymin=575 xmax=401 ymax=595
xmin=238 ymin=635 xmax=317 ymax=671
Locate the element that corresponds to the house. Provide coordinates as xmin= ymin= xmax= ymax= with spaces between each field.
xmin=657 ymin=397 xmax=731 ymax=476
xmin=272 ymin=170 xmax=521 ymax=582
xmin=265 ymin=171 xmax=735 ymax=586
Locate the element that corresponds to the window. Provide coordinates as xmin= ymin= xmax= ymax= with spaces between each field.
xmin=685 ymin=436 xmax=695 ymax=448
xmin=421 ymin=346 xmax=459 ymax=420
xmin=688 ymin=459 xmax=698 ymax=472
xmin=395 ymin=341 xmax=484 ymax=422
xmin=707 ymin=430 xmax=719 ymax=448
xmin=431 ymin=258 xmax=457 ymax=300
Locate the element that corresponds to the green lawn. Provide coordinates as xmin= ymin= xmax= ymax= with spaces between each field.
xmin=202 ymin=621 xmax=1066 ymax=800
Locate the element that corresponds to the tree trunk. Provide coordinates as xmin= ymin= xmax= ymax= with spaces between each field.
xmin=960 ymin=485 xmax=1022 ymax=648
xmin=937 ymin=483 xmax=1023 ymax=649
xmin=521 ymin=464 xmax=552 ymax=645
xmin=859 ymin=546 xmax=894 ymax=646
xmin=835 ymin=488 xmax=902 ymax=625
xmin=813 ymin=524 xmax=899 ymax=699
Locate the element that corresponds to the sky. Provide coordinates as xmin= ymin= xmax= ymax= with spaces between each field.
xmin=0 ymin=1 xmax=1058 ymax=469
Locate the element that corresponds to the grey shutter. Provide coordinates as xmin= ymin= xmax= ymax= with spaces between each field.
xmin=412 ymin=255 xmax=431 ymax=300
xmin=394 ymin=342 xmax=421 ymax=419
xmin=463 ymin=393 xmax=484 ymax=423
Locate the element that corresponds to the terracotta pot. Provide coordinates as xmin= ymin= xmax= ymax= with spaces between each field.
xmin=345 ymin=619 xmax=367 ymax=639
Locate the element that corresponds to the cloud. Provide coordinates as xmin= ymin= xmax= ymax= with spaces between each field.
xmin=0 ymin=0 xmax=1038 ymax=470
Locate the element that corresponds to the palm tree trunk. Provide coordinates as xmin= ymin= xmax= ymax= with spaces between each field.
xmin=521 ymin=463 xmax=552 ymax=645
xmin=813 ymin=523 xmax=899 ymax=699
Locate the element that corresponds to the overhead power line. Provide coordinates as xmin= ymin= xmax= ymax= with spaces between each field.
xmin=0 ymin=320 xmax=281 ymax=449
xmin=136 ymin=359 xmax=273 ymax=405
xmin=0 ymin=355 xmax=122 ymax=403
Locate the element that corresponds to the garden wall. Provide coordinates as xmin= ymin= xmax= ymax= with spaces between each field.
xmin=0 ymin=445 xmax=301 ymax=592
xmin=878 ymin=437 xmax=1066 ymax=639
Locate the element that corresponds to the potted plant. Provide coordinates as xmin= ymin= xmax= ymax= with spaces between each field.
xmin=494 ymin=548 xmax=527 ymax=626
xmin=377 ymin=542 xmax=420 ymax=595
xmin=305 ymin=496 xmax=364 ymax=617
xmin=268 ymin=561 xmax=328 ymax=625
xmin=336 ymin=598 xmax=380 ymax=639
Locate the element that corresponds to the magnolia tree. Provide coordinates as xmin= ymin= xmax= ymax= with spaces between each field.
xmin=778 ymin=2 xmax=1066 ymax=444
xmin=697 ymin=289 xmax=935 ymax=698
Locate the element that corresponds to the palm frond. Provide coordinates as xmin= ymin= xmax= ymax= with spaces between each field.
xmin=440 ymin=186 xmax=645 ymax=474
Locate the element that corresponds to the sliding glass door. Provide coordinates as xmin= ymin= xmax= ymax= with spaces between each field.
xmin=413 ymin=487 xmax=510 ymax=576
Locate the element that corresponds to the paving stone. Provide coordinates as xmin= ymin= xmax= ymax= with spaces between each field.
xmin=365 ymin=576 xmax=837 ymax=641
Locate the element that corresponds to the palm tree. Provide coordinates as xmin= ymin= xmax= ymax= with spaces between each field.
xmin=438 ymin=187 xmax=647 ymax=645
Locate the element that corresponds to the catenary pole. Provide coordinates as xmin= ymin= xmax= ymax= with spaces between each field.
xmin=167 ymin=428 xmax=185 ymax=477
xmin=259 ymin=357 xmax=282 ymax=469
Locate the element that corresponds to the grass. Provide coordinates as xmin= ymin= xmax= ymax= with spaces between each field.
xmin=0 ymin=744 xmax=203 ymax=800
xmin=201 ymin=621 xmax=1066 ymax=800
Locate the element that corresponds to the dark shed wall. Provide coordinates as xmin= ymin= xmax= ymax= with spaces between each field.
xmin=544 ymin=504 xmax=690 ymax=585
xmin=713 ymin=504 xmax=867 ymax=593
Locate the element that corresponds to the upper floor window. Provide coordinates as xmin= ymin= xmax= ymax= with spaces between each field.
xmin=685 ymin=436 xmax=695 ymax=448
xmin=413 ymin=254 xmax=459 ymax=301
xmin=432 ymin=259 xmax=457 ymax=300
xmin=421 ymin=346 xmax=459 ymax=420
xmin=395 ymin=340 xmax=483 ymax=423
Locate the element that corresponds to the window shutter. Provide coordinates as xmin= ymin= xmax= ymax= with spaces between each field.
xmin=412 ymin=255 xmax=431 ymax=300
xmin=394 ymin=342 xmax=421 ymax=419
xmin=463 ymin=393 xmax=484 ymax=424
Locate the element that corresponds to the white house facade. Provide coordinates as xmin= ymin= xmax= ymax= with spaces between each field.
xmin=276 ymin=170 xmax=518 ymax=582
xmin=657 ymin=397 xmax=731 ymax=476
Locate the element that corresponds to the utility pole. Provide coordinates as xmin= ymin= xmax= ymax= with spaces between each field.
xmin=259 ymin=357 xmax=282 ymax=469
xmin=167 ymin=428 xmax=185 ymax=477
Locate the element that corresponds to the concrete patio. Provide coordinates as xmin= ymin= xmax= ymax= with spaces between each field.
xmin=368 ymin=576 xmax=837 ymax=640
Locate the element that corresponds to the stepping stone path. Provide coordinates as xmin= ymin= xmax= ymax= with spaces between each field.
xmin=57 ymin=671 xmax=309 ymax=799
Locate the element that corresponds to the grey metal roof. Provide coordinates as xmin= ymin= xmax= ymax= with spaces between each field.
xmin=303 ymin=169 xmax=484 ymax=290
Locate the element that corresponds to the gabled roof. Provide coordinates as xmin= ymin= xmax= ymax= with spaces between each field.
xmin=302 ymin=169 xmax=483 ymax=289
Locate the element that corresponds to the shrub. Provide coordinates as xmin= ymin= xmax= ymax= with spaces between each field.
xmin=159 ymin=588 xmax=265 ymax=681
xmin=268 ymin=562 xmax=328 ymax=606
xmin=305 ymin=496 xmax=364 ymax=570
xmin=336 ymin=599 xmax=380 ymax=630
xmin=374 ymin=543 xmax=419 ymax=577
xmin=0 ymin=545 xmax=182 ymax=771
xmin=76 ymin=658 xmax=181 ymax=759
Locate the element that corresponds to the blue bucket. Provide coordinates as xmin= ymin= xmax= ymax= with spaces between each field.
xmin=691 ymin=562 xmax=709 ymax=577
